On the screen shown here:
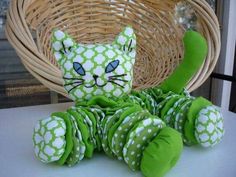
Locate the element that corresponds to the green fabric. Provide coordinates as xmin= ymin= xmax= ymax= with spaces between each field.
xmin=67 ymin=108 xmax=94 ymax=158
xmin=76 ymin=108 xmax=97 ymax=153
xmin=52 ymin=26 xmax=136 ymax=102
xmin=141 ymin=127 xmax=183 ymax=177
xmin=32 ymin=116 xmax=66 ymax=163
xmin=129 ymin=90 xmax=152 ymax=112
xmin=66 ymin=115 xmax=85 ymax=166
xmin=144 ymin=87 xmax=163 ymax=101
xmin=165 ymin=97 xmax=186 ymax=127
xmin=184 ymin=97 xmax=212 ymax=144
xmin=171 ymin=98 xmax=192 ymax=129
xmin=160 ymin=95 xmax=180 ymax=119
xmin=171 ymin=98 xmax=193 ymax=146
xmin=125 ymin=94 xmax=146 ymax=108
xmin=107 ymin=105 xmax=143 ymax=154
xmin=131 ymin=90 xmax=158 ymax=115
xmin=51 ymin=112 xmax=74 ymax=165
xmin=86 ymin=96 xmax=118 ymax=108
xmin=155 ymin=92 xmax=175 ymax=116
xmin=83 ymin=107 xmax=103 ymax=151
xmin=123 ymin=116 xmax=165 ymax=171
xmin=111 ymin=110 xmax=150 ymax=159
xmin=174 ymin=100 xmax=191 ymax=131
xmin=194 ymin=105 xmax=224 ymax=147
xmin=102 ymin=107 xmax=129 ymax=157
xmin=161 ymin=96 xmax=182 ymax=126
xmin=79 ymin=108 xmax=99 ymax=148
xmin=88 ymin=107 xmax=106 ymax=144
xmin=159 ymin=31 xmax=208 ymax=94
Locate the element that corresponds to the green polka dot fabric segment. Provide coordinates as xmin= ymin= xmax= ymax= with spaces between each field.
xmin=66 ymin=116 xmax=86 ymax=166
xmin=73 ymin=107 xmax=97 ymax=149
xmin=155 ymin=92 xmax=177 ymax=117
xmin=68 ymin=108 xmax=94 ymax=158
xmin=111 ymin=110 xmax=150 ymax=159
xmin=161 ymin=96 xmax=185 ymax=126
xmin=84 ymin=107 xmax=106 ymax=151
xmin=101 ymin=107 xmax=130 ymax=157
xmin=194 ymin=105 xmax=224 ymax=147
xmin=129 ymin=90 xmax=159 ymax=115
xmin=160 ymin=95 xmax=181 ymax=121
xmin=52 ymin=26 xmax=136 ymax=102
xmin=107 ymin=105 xmax=143 ymax=155
xmin=171 ymin=98 xmax=193 ymax=146
xmin=123 ymin=117 xmax=166 ymax=171
xmin=173 ymin=99 xmax=192 ymax=131
xmin=33 ymin=116 xmax=66 ymax=163
xmin=184 ymin=97 xmax=212 ymax=145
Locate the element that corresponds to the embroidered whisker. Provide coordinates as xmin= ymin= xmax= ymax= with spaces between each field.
xmin=64 ymin=81 xmax=83 ymax=87
xmin=63 ymin=77 xmax=84 ymax=81
xmin=109 ymin=80 xmax=125 ymax=88
xmin=109 ymin=78 xmax=128 ymax=82
xmin=62 ymin=42 xmax=66 ymax=53
xmin=109 ymin=74 xmax=127 ymax=78
xmin=128 ymin=39 xmax=132 ymax=52
xmin=68 ymin=83 xmax=83 ymax=93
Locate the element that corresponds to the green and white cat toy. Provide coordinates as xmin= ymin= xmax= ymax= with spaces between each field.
xmin=33 ymin=26 xmax=224 ymax=177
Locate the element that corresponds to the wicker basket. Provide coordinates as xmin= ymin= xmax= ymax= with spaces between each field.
xmin=5 ymin=0 xmax=220 ymax=97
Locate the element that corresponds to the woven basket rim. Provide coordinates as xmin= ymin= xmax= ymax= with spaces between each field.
xmin=5 ymin=0 xmax=221 ymax=98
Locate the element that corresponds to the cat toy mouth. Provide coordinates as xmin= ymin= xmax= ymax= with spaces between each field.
xmin=84 ymin=74 xmax=129 ymax=89
xmin=84 ymin=82 xmax=107 ymax=88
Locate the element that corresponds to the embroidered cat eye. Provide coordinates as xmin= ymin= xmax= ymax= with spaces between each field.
xmin=105 ymin=60 xmax=120 ymax=73
xmin=73 ymin=62 xmax=85 ymax=76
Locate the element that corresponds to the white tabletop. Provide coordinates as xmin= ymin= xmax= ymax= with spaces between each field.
xmin=0 ymin=102 xmax=236 ymax=177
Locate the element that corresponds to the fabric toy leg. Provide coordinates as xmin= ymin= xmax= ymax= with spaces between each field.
xmin=123 ymin=30 xmax=225 ymax=148
xmin=126 ymin=89 xmax=224 ymax=148
xmin=33 ymin=97 xmax=183 ymax=177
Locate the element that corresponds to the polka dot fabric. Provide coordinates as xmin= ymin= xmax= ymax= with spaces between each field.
xmin=32 ymin=99 xmax=182 ymax=176
xmin=123 ymin=117 xmax=165 ymax=171
xmin=51 ymin=26 xmax=136 ymax=101
xmin=127 ymin=88 xmax=225 ymax=147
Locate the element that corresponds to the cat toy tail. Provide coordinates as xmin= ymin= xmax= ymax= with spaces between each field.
xmin=159 ymin=30 xmax=208 ymax=94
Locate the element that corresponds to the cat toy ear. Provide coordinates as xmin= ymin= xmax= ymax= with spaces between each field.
xmin=51 ymin=29 xmax=76 ymax=65
xmin=112 ymin=26 xmax=136 ymax=59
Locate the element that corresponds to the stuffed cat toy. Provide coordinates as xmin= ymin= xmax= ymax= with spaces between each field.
xmin=32 ymin=26 xmax=224 ymax=177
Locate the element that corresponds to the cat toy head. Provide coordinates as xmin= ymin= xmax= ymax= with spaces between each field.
xmin=52 ymin=26 xmax=136 ymax=101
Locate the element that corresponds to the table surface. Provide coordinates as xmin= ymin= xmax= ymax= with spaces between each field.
xmin=0 ymin=102 xmax=236 ymax=177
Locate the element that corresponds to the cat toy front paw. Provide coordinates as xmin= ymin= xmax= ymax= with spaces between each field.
xmin=32 ymin=116 xmax=67 ymax=163
xmin=193 ymin=105 xmax=224 ymax=147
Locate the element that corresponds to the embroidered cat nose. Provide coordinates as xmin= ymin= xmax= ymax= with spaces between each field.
xmin=93 ymin=74 xmax=99 ymax=79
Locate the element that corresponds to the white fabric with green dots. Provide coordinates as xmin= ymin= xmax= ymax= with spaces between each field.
xmin=52 ymin=26 xmax=136 ymax=101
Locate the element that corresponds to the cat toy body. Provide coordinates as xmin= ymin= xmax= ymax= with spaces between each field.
xmin=33 ymin=27 xmax=224 ymax=177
